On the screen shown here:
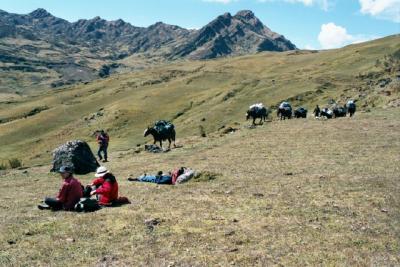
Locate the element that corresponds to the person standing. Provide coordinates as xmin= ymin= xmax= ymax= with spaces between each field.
xmin=313 ymin=105 xmax=321 ymax=118
xmin=96 ymin=130 xmax=109 ymax=162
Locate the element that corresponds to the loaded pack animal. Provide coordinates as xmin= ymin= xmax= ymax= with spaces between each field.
xmin=277 ymin=102 xmax=292 ymax=120
xmin=320 ymin=108 xmax=333 ymax=119
xmin=246 ymin=104 xmax=269 ymax=125
xmin=346 ymin=101 xmax=356 ymax=117
xmin=294 ymin=107 xmax=308 ymax=118
xmin=144 ymin=120 xmax=176 ymax=148
xmin=333 ymin=106 xmax=347 ymax=118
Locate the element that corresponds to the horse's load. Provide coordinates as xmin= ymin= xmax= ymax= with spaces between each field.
xmin=279 ymin=102 xmax=292 ymax=110
xmin=154 ymin=120 xmax=174 ymax=135
xmin=249 ymin=103 xmax=264 ymax=112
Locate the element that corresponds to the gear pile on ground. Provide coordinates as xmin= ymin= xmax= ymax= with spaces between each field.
xmin=51 ymin=140 xmax=99 ymax=174
xmin=144 ymin=144 xmax=170 ymax=153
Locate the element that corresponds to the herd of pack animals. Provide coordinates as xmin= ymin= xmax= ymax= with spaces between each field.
xmin=144 ymin=100 xmax=357 ymax=149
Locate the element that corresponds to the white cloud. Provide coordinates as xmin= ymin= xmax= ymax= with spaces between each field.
xmin=318 ymin=22 xmax=379 ymax=49
xmin=359 ymin=0 xmax=400 ymax=22
xmin=304 ymin=44 xmax=317 ymax=50
xmin=258 ymin=0 xmax=331 ymax=11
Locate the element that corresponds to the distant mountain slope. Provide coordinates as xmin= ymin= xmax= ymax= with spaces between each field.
xmin=171 ymin=10 xmax=296 ymax=59
xmin=0 ymin=9 xmax=295 ymax=93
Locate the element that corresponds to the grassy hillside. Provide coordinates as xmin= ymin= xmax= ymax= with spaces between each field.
xmin=0 ymin=109 xmax=399 ymax=266
xmin=0 ymin=35 xmax=399 ymax=266
xmin=0 ymin=35 xmax=399 ymax=166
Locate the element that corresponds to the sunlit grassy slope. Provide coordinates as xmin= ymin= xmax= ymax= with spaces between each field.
xmin=0 ymin=35 xmax=399 ymax=166
xmin=0 ymin=109 xmax=399 ymax=266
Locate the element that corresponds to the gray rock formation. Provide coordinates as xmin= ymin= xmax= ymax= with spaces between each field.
xmin=51 ymin=140 xmax=99 ymax=174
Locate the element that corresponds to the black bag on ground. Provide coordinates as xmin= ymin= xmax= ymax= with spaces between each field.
xmin=74 ymin=198 xmax=100 ymax=212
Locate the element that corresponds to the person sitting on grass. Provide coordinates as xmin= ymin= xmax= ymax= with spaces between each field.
xmin=88 ymin=166 xmax=119 ymax=206
xmin=38 ymin=166 xmax=83 ymax=211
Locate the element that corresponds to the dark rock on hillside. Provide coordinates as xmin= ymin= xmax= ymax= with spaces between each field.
xmin=51 ymin=140 xmax=99 ymax=174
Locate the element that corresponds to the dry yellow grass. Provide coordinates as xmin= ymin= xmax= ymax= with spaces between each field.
xmin=0 ymin=109 xmax=399 ymax=266
xmin=0 ymin=35 xmax=399 ymax=266
xmin=0 ymin=35 xmax=399 ymax=166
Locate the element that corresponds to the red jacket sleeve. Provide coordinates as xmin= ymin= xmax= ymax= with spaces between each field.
xmin=171 ymin=170 xmax=180 ymax=185
xmin=92 ymin=178 xmax=105 ymax=186
xmin=57 ymin=182 xmax=69 ymax=203
xmin=95 ymin=181 xmax=111 ymax=195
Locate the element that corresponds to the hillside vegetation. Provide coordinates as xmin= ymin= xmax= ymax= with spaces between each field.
xmin=0 ymin=35 xmax=398 ymax=166
xmin=0 ymin=108 xmax=399 ymax=266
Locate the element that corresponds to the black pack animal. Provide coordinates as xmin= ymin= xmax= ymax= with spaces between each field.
xmin=320 ymin=108 xmax=333 ymax=119
xmin=277 ymin=102 xmax=292 ymax=120
xmin=346 ymin=102 xmax=356 ymax=117
xmin=333 ymin=106 xmax=347 ymax=118
xmin=294 ymin=107 xmax=308 ymax=118
xmin=144 ymin=120 xmax=176 ymax=148
xmin=246 ymin=107 xmax=268 ymax=125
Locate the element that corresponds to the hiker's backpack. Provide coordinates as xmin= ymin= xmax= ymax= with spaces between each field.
xmin=74 ymin=198 xmax=100 ymax=212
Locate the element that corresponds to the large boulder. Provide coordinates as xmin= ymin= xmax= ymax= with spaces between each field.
xmin=51 ymin=140 xmax=99 ymax=174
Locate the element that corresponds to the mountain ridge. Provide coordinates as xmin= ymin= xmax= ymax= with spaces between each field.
xmin=0 ymin=8 xmax=296 ymax=92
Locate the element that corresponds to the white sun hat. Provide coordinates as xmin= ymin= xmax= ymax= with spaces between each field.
xmin=95 ymin=166 xmax=109 ymax=178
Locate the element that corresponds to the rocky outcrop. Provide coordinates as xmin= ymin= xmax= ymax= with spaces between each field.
xmin=51 ymin=140 xmax=99 ymax=174
xmin=170 ymin=10 xmax=296 ymax=59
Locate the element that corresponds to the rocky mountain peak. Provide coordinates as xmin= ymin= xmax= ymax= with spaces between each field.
xmin=29 ymin=8 xmax=53 ymax=19
xmin=234 ymin=10 xmax=255 ymax=20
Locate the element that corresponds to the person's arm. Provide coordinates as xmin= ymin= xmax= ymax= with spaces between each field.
xmin=92 ymin=181 xmax=111 ymax=195
xmin=91 ymin=178 xmax=104 ymax=186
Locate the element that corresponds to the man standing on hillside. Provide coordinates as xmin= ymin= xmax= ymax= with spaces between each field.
xmin=96 ymin=130 xmax=109 ymax=162
xmin=313 ymin=105 xmax=321 ymax=118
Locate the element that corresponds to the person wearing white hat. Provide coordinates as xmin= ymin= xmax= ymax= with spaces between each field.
xmin=88 ymin=166 xmax=119 ymax=206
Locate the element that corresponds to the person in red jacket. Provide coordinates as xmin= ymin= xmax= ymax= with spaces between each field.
xmin=96 ymin=130 xmax=109 ymax=162
xmin=171 ymin=167 xmax=185 ymax=185
xmin=90 ymin=166 xmax=118 ymax=206
xmin=38 ymin=166 xmax=83 ymax=211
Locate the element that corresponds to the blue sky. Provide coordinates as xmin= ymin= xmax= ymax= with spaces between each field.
xmin=0 ymin=0 xmax=399 ymax=49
